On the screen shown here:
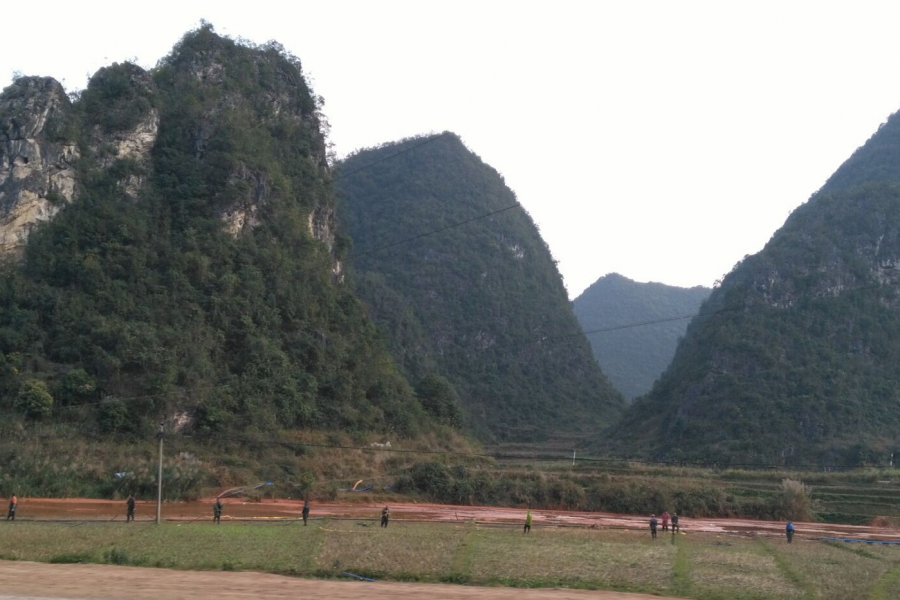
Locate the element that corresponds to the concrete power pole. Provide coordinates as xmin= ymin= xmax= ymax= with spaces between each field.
xmin=156 ymin=421 xmax=164 ymax=525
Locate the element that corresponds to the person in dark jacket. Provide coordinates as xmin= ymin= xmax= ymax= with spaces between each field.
xmin=671 ymin=512 xmax=680 ymax=534
xmin=381 ymin=505 xmax=390 ymax=528
xmin=302 ymin=500 xmax=310 ymax=526
xmin=786 ymin=521 xmax=794 ymax=543
xmin=7 ymin=494 xmax=17 ymax=521
xmin=213 ymin=498 xmax=223 ymax=524
xmin=650 ymin=514 xmax=658 ymax=539
xmin=126 ymin=494 xmax=136 ymax=522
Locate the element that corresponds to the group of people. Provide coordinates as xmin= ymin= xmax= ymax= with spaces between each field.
xmin=649 ymin=511 xmax=797 ymax=544
xmin=648 ymin=511 xmax=680 ymax=539
xmin=122 ymin=495 xmax=314 ymax=525
xmin=7 ymin=494 xmax=799 ymax=544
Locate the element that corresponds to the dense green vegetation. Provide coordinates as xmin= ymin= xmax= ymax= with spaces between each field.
xmin=336 ymin=134 xmax=624 ymax=442
xmin=572 ymin=273 xmax=709 ymax=400
xmin=395 ymin=460 xmax=816 ymax=520
xmin=0 ymin=26 xmax=437 ymax=441
xmin=612 ymin=108 xmax=900 ymax=463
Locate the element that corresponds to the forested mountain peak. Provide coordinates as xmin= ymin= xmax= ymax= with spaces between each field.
xmin=573 ymin=274 xmax=710 ymax=400
xmin=0 ymin=25 xmax=437 ymax=439
xmin=610 ymin=106 xmax=900 ymax=464
xmin=820 ymin=108 xmax=900 ymax=194
xmin=337 ymin=133 xmax=625 ymax=443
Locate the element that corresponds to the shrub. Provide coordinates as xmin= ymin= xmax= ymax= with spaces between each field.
xmin=98 ymin=399 xmax=128 ymax=433
xmin=50 ymin=552 xmax=93 ymax=564
xmin=416 ymin=374 xmax=463 ymax=428
xmin=15 ymin=381 xmax=54 ymax=419
xmin=410 ymin=461 xmax=452 ymax=496
xmin=294 ymin=470 xmax=315 ymax=498
xmin=771 ymin=478 xmax=815 ymax=521
xmin=56 ymin=369 xmax=97 ymax=406
xmin=104 ymin=548 xmax=137 ymax=565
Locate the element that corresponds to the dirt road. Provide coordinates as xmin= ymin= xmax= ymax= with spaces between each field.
xmin=0 ymin=560 xmax=676 ymax=600
xmin=8 ymin=497 xmax=900 ymax=541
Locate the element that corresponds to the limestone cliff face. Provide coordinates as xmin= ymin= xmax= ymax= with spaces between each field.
xmin=711 ymin=190 xmax=900 ymax=314
xmin=0 ymin=65 xmax=161 ymax=258
xmin=1 ymin=34 xmax=337 ymax=267
xmin=0 ymin=77 xmax=79 ymax=256
xmin=87 ymin=64 xmax=159 ymax=198
xmin=167 ymin=36 xmax=336 ymax=252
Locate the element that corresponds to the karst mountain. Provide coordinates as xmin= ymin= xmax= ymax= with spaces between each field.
xmin=610 ymin=110 xmax=900 ymax=464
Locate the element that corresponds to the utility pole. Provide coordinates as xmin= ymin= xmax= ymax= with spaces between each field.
xmin=156 ymin=421 xmax=164 ymax=525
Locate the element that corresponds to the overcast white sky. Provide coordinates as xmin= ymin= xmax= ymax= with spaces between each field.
xmin=5 ymin=1 xmax=900 ymax=296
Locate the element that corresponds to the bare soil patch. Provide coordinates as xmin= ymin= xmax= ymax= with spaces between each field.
xmin=0 ymin=560 xmax=677 ymax=600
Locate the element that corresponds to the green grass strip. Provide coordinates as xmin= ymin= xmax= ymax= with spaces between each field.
xmin=302 ymin=518 xmax=328 ymax=575
xmin=757 ymin=537 xmax=815 ymax=600
xmin=671 ymin=535 xmax=692 ymax=597
xmin=446 ymin=523 xmax=477 ymax=583
xmin=870 ymin=561 xmax=900 ymax=600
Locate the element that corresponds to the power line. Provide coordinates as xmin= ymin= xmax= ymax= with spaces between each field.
xmin=534 ymin=279 xmax=900 ymax=348
xmin=55 ymin=385 xmax=232 ymax=412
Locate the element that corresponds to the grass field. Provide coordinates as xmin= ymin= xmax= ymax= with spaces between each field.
xmin=1 ymin=521 xmax=899 ymax=599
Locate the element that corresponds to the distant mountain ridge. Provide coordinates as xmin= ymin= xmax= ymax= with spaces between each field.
xmin=337 ymin=134 xmax=624 ymax=442
xmin=572 ymin=274 xmax=710 ymax=400
xmin=609 ymin=107 xmax=900 ymax=464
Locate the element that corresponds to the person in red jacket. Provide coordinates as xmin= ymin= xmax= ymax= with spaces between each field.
xmin=661 ymin=510 xmax=670 ymax=533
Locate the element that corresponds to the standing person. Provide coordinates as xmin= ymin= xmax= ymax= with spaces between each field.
xmin=661 ymin=510 xmax=670 ymax=533
xmin=126 ymin=494 xmax=136 ymax=522
xmin=786 ymin=520 xmax=794 ymax=544
xmin=381 ymin=505 xmax=390 ymax=528
xmin=213 ymin=498 xmax=223 ymax=524
xmin=524 ymin=509 xmax=532 ymax=534
xmin=302 ymin=500 xmax=310 ymax=526
xmin=671 ymin=512 xmax=680 ymax=534
xmin=7 ymin=493 xmax=17 ymax=521
xmin=650 ymin=514 xmax=658 ymax=539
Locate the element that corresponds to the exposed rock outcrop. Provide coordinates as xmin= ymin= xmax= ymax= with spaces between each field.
xmin=1 ymin=35 xmax=337 ymax=272
xmin=86 ymin=63 xmax=159 ymax=199
xmin=0 ymin=65 xmax=161 ymax=258
xmin=0 ymin=77 xmax=79 ymax=256
xmin=169 ymin=34 xmax=339 ymax=265
xmin=219 ymin=164 xmax=265 ymax=235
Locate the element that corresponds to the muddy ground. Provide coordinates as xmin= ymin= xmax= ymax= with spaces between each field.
xmin=6 ymin=497 xmax=900 ymax=541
